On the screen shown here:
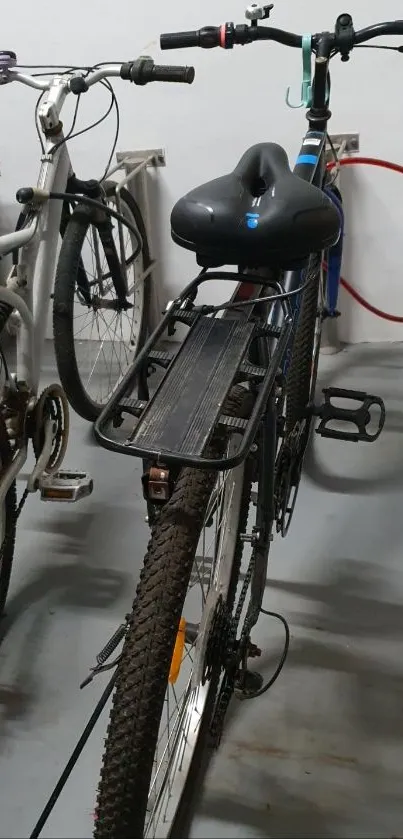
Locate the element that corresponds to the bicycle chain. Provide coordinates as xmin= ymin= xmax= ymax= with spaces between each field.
xmin=210 ymin=550 xmax=258 ymax=745
xmin=0 ymin=486 xmax=29 ymax=567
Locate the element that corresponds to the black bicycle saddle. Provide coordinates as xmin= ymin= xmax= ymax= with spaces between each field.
xmin=171 ymin=142 xmax=341 ymax=269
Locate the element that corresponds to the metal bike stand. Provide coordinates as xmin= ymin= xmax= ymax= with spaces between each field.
xmin=107 ymin=148 xmax=166 ymax=330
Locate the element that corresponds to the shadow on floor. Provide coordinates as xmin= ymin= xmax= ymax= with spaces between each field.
xmin=0 ymin=557 xmax=128 ymax=745
xmin=199 ymin=516 xmax=403 ymax=837
xmin=305 ymin=342 xmax=403 ymax=495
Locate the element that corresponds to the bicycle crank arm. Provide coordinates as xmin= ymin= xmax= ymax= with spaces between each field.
xmin=28 ymin=417 xmax=56 ymax=492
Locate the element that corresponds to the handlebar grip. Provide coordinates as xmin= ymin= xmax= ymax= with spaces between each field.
xmin=151 ymin=64 xmax=195 ymax=83
xmin=121 ymin=57 xmax=195 ymax=85
xmin=160 ymin=27 xmax=222 ymax=50
xmin=160 ymin=30 xmax=200 ymax=50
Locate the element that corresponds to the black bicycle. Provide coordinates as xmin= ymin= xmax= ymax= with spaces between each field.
xmin=57 ymin=8 xmax=399 ymax=838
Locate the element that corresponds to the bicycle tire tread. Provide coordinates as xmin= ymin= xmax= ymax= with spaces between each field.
xmin=94 ymin=386 xmax=253 ymax=838
xmin=285 ymin=253 xmax=321 ymax=431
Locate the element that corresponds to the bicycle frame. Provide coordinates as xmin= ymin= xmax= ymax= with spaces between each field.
xmin=0 ymin=64 xmax=130 ymax=502
xmin=0 ymin=55 xmax=196 ymax=506
xmin=0 ymin=77 xmax=82 ymax=390
xmin=0 ymin=79 xmax=76 ymax=500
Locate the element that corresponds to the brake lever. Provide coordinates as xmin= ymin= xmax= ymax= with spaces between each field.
xmin=0 ymin=51 xmax=17 ymax=85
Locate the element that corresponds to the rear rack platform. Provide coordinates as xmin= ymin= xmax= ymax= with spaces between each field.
xmin=131 ymin=316 xmax=255 ymax=459
xmin=94 ymin=271 xmax=293 ymax=470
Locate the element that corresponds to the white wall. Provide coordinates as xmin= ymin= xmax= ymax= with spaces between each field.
xmin=1 ymin=0 xmax=403 ymax=343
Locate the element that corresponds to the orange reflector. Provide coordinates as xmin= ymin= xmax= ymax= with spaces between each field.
xmin=169 ymin=618 xmax=186 ymax=685
xmin=42 ymin=488 xmax=74 ymax=500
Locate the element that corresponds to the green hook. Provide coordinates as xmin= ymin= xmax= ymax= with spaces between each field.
xmin=286 ymin=33 xmax=312 ymax=109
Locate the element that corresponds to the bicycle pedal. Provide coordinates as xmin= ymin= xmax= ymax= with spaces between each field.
xmin=315 ymin=387 xmax=385 ymax=443
xmin=39 ymin=470 xmax=94 ymax=502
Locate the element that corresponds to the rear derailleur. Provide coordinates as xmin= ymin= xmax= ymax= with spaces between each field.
xmin=234 ymin=640 xmax=263 ymax=697
xmin=204 ymin=598 xmax=264 ymax=746
xmin=209 ymin=634 xmax=264 ymax=747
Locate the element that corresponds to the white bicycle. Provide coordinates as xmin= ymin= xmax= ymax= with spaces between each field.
xmin=0 ymin=52 xmax=195 ymax=615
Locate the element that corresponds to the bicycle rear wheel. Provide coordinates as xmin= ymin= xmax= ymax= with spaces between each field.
xmin=53 ymin=182 xmax=151 ymax=422
xmin=94 ymin=386 xmax=254 ymax=838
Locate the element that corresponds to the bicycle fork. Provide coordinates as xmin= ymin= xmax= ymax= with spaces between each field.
xmin=67 ymin=174 xmax=130 ymax=306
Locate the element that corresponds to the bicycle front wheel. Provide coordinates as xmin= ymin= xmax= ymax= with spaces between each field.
xmin=53 ymin=182 xmax=151 ymax=422
xmin=94 ymin=387 xmax=253 ymax=838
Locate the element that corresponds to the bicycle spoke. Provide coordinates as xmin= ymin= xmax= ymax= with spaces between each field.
xmin=70 ymin=190 xmax=145 ymax=407
xmin=142 ymin=463 xmax=241 ymax=837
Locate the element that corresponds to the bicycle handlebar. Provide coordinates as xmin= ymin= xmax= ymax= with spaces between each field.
xmin=160 ymin=19 xmax=403 ymax=53
xmin=3 ymin=57 xmax=195 ymax=93
xmin=160 ymin=25 xmax=302 ymax=50
xmin=0 ymin=56 xmax=194 ymax=258
xmin=355 ymin=20 xmax=403 ymax=44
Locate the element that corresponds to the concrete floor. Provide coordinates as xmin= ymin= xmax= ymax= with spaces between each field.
xmin=1 ymin=340 xmax=403 ymax=838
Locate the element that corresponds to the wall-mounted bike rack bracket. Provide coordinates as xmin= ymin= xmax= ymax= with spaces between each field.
xmin=326 ymin=133 xmax=360 ymax=184
xmin=328 ymin=132 xmax=360 ymax=156
xmin=115 ymin=148 xmax=166 ymax=169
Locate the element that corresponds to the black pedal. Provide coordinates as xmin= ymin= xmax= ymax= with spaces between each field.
xmin=315 ymin=387 xmax=385 ymax=443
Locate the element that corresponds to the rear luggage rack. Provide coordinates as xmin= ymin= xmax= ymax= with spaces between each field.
xmin=94 ymin=271 xmax=293 ymax=471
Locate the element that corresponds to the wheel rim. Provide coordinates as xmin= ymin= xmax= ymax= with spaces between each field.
xmin=144 ymin=461 xmax=245 ymax=838
xmin=71 ymin=192 xmax=145 ymax=408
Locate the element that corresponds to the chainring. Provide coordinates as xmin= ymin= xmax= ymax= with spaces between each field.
xmin=32 ymin=384 xmax=70 ymax=474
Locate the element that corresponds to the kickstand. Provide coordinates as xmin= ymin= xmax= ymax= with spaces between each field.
xmin=30 ymin=672 xmax=117 ymax=839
